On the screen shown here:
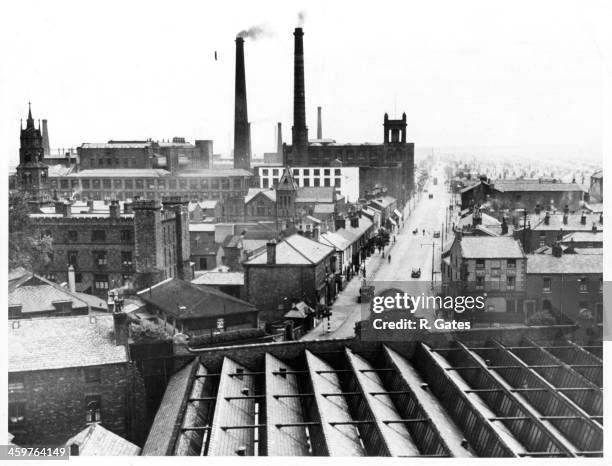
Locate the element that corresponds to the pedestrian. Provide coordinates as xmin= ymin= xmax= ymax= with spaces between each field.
xmin=422 ymin=229 xmax=425 ymax=235
xmin=382 ymin=251 xmax=385 ymax=258
xmin=388 ymin=255 xmax=391 ymax=263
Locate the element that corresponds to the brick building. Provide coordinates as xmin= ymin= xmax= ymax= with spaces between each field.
xmin=137 ymin=278 xmax=259 ymax=336
xmin=525 ymin=245 xmax=603 ymax=323
xmin=8 ymin=314 xmax=147 ymax=447
xmin=516 ymin=210 xmax=603 ymax=253
xmin=460 ymin=178 xmax=587 ymax=211
xmin=244 ymin=234 xmax=337 ymax=319
xmin=29 ymin=197 xmax=192 ymax=296
xmin=442 ymin=236 xmax=527 ymax=323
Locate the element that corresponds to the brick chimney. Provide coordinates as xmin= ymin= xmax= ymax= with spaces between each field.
xmin=292 ymin=27 xmax=309 ymax=163
xmin=592 ymin=222 xmax=598 ymax=233
xmin=54 ymin=200 xmax=71 ymax=217
xmin=551 ymin=242 xmax=563 ymax=258
xmin=266 ymin=240 xmax=277 ymax=265
xmin=350 ymin=215 xmax=359 ymax=228
xmin=472 ymin=210 xmax=482 ymax=227
xmin=112 ymin=311 xmax=129 ymax=346
xmin=109 ymin=200 xmax=120 ymax=219
xmin=124 ymin=201 xmax=133 ymax=214
xmin=544 ymin=211 xmax=550 ymax=225
xmin=501 ymin=217 xmax=508 ymax=235
xmin=87 ymin=199 xmax=94 ymax=212
xmin=335 ymin=217 xmax=346 ymax=230
xmin=564 ymin=205 xmax=569 ymax=215
xmin=580 ymin=212 xmax=586 ymax=225
xmin=68 ymin=265 xmax=76 ymax=293
xmin=234 ymin=37 xmax=251 ymax=170
xmin=534 ymin=204 xmax=541 ymax=215
xmin=313 ymin=226 xmax=320 ymax=242
xmin=563 ymin=214 xmax=568 ymax=225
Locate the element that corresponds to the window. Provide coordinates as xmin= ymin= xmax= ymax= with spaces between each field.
xmin=324 ymin=169 xmax=330 ymax=176
xmin=68 ymin=251 xmax=78 ymax=267
xmin=476 ymin=259 xmax=485 ymax=269
xmin=303 ymin=169 xmax=310 ymax=176
xmin=506 ymin=300 xmax=517 ymax=313
xmin=147 ymin=179 xmax=156 ymax=190
xmin=543 ymin=277 xmax=551 ymax=293
xmin=9 ymin=374 xmax=25 ymax=393
xmin=272 ymin=169 xmax=279 ymax=177
xmin=261 ymin=169 xmax=268 ymax=176
xmin=91 ymin=230 xmax=106 ymax=242
xmin=124 ymin=179 xmax=133 ymax=189
xmin=84 ymin=368 xmax=101 ymax=384
xmin=292 ymin=169 xmax=299 ymax=176
xmin=334 ymin=169 xmax=341 ymax=176
xmin=94 ymin=251 xmax=107 ymax=266
xmin=199 ymin=258 xmax=208 ymax=270
xmin=169 ymin=179 xmax=177 ymax=189
xmin=85 ymin=395 xmax=102 ymax=423
xmin=81 ymin=179 xmax=90 ymax=189
xmin=324 ymin=178 xmax=331 ymax=187
xmin=135 ymin=179 xmax=144 ymax=190
xmin=211 ymin=179 xmax=219 ymax=190
xmin=235 ymin=367 xmax=244 ymax=380
xmin=507 ymin=259 xmax=516 ymax=268
xmin=278 ymin=367 xmax=287 ymax=378
xmin=67 ymin=230 xmax=78 ymax=242
xmin=121 ymin=251 xmax=132 ymax=266
xmin=233 ymin=178 xmax=242 ymax=189
xmin=335 ymin=178 xmax=341 ymax=187
xmin=94 ymin=275 xmax=108 ymax=291
xmin=507 ymin=276 xmax=515 ymax=290
xmin=189 ymin=179 xmax=199 ymax=189
xmin=314 ymin=178 xmax=320 ymax=187
xmin=303 ymin=178 xmax=310 ymax=187
xmin=262 ymin=178 xmax=269 ymax=188
xmin=75 ymin=273 xmax=83 ymax=283
xmin=9 ymin=402 xmax=25 ymax=426
xmin=221 ymin=179 xmax=230 ymax=190
xmin=120 ymin=230 xmax=133 ymax=243
xmin=102 ymin=179 xmax=111 ymax=190
xmin=475 ymin=276 xmax=484 ymax=290
xmin=314 ymin=169 xmax=320 ymax=176
xmin=122 ymin=274 xmax=133 ymax=286
xmin=579 ymin=277 xmax=588 ymax=293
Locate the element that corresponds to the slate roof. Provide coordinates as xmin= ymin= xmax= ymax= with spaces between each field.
xmin=296 ymin=187 xmax=335 ymax=203
xmin=141 ymin=361 xmax=195 ymax=456
xmin=492 ymin=179 xmax=586 ymax=192
xmin=530 ymin=213 xmax=602 ymax=231
xmin=189 ymin=223 xmax=216 ymax=232
xmin=67 ymin=168 xmax=170 ymax=177
xmin=137 ymin=279 xmax=256 ymax=319
xmin=369 ymin=196 xmax=396 ymax=209
xmin=176 ymin=169 xmax=252 ymax=178
xmin=313 ymin=203 xmax=335 ymax=214
xmin=560 ymin=231 xmax=603 ymax=243
xmin=245 ymin=188 xmax=277 ymax=204
xmin=458 ymin=212 xmax=501 ymax=228
xmin=591 ymin=170 xmax=602 ymax=179
xmin=65 ymin=423 xmax=141 ymax=456
xmin=81 ymin=142 xmax=151 ymax=149
xmin=191 ymin=271 xmax=245 ymax=286
xmin=9 ymin=273 xmax=107 ymax=313
xmin=526 ymin=254 xmax=603 ymax=275
xmin=245 ymin=234 xmax=334 ymax=265
xmin=319 ymin=231 xmax=352 ymax=251
xmin=460 ymin=237 xmax=525 ymax=259
xmin=8 ymin=315 xmax=128 ymax=372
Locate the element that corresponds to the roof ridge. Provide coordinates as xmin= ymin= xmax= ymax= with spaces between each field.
xmin=283 ymin=236 xmax=315 ymax=264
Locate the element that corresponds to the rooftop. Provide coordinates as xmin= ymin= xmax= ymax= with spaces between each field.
xmin=492 ymin=179 xmax=587 ymax=193
xmin=191 ymin=270 xmax=245 ymax=286
xmin=296 ymin=187 xmax=335 ymax=203
xmin=80 ymin=142 xmax=152 ymax=149
xmin=176 ymin=169 xmax=253 ymax=178
xmin=65 ymin=423 xmax=141 ymax=456
xmin=527 ymin=253 xmax=603 ymax=275
xmin=245 ymin=188 xmax=276 ymax=204
xmin=245 ymin=234 xmax=334 ymax=266
xmin=66 ymin=168 xmax=170 ymax=178
xmin=459 ymin=236 xmax=525 ymax=259
xmin=530 ymin=213 xmax=602 ymax=231
xmin=144 ymin=329 xmax=602 ymax=457
xmin=8 ymin=315 xmax=128 ymax=372
xmin=137 ymin=278 xmax=256 ymax=320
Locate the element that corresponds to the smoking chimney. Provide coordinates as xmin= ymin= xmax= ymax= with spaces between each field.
xmin=42 ymin=119 xmax=51 ymax=157
xmin=317 ymin=106 xmax=322 ymax=139
xmin=234 ymin=37 xmax=250 ymax=170
xmin=292 ymin=27 xmax=309 ymax=163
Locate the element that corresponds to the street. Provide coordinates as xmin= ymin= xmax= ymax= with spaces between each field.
xmin=303 ymin=164 xmax=458 ymax=340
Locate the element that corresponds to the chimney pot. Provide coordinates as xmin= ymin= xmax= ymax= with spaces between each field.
xmin=580 ymin=212 xmax=586 ymax=225
xmin=544 ymin=212 xmax=550 ymax=225
xmin=68 ymin=265 xmax=76 ymax=293
xmin=313 ymin=226 xmax=320 ymax=242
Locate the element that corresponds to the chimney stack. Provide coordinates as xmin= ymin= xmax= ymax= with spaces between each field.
xmin=112 ymin=311 xmax=129 ymax=346
xmin=592 ymin=222 xmax=598 ymax=233
xmin=535 ymin=204 xmax=541 ymax=215
xmin=580 ymin=212 xmax=586 ymax=225
xmin=313 ymin=226 xmax=320 ymax=242
xmin=501 ymin=216 xmax=508 ymax=235
xmin=563 ymin=214 xmax=568 ymax=225
xmin=42 ymin=119 xmax=51 ymax=157
xmin=551 ymin=242 xmax=563 ymax=258
xmin=599 ymin=213 xmax=603 ymax=224
xmin=564 ymin=205 xmax=569 ymax=215
xmin=68 ymin=265 xmax=76 ymax=293
xmin=276 ymin=122 xmax=283 ymax=157
xmin=544 ymin=211 xmax=550 ymax=225
xmin=234 ymin=37 xmax=250 ymax=170
xmin=317 ymin=106 xmax=322 ymax=139
xmin=292 ymin=27 xmax=309 ymax=163
xmin=266 ymin=240 xmax=277 ymax=265
xmin=109 ymin=200 xmax=120 ymax=219
xmin=335 ymin=217 xmax=346 ymax=230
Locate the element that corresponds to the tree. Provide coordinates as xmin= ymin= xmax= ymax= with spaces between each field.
xmin=9 ymin=192 xmax=53 ymax=271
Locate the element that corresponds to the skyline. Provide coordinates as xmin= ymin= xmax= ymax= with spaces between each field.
xmin=1 ymin=0 xmax=609 ymax=166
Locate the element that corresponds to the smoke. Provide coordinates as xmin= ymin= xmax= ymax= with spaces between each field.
xmin=297 ymin=11 xmax=307 ymax=27
xmin=237 ymin=24 xmax=273 ymax=40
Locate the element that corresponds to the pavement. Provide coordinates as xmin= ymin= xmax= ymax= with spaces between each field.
xmin=302 ymin=164 xmax=459 ymax=340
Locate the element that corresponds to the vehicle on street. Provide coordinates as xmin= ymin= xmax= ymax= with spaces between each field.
xmin=411 ymin=268 xmax=421 ymax=278
xmin=428 ymin=193 xmax=433 ymax=199
xmin=433 ymin=231 xmax=440 ymax=238
xmin=412 ymin=228 xmax=418 ymax=235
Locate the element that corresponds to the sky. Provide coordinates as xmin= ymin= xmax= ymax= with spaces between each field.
xmin=1 ymin=0 xmax=610 ymax=166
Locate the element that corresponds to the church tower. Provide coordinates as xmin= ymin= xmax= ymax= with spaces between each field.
xmin=16 ymin=103 xmax=49 ymax=202
xmin=276 ymin=166 xmax=298 ymax=221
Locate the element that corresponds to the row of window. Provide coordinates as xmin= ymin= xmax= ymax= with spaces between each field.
xmin=475 ymin=259 xmax=516 ymax=268
xmin=66 ymin=250 xmax=133 ymax=267
xmin=475 ymin=276 xmax=516 ymax=290
xmin=76 ymin=190 xmax=241 ymax=202
xmin=262 ymin=177 xmax=341 ymax=189
xmin=43 ymin=229 xmax=133 ymax=243
xmin=542 ymin=277 xmax=602 ymax=293
xmin=261 ymin=168 xmax=342 ymax=177
xmin=9 ymin=395 xmax=102 ymax=427
xmin=52 ymin=177 xmax=244 ymax=191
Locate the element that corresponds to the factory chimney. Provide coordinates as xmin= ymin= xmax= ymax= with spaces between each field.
xmin=317 ymin=106 xmax=322 ymax=139
xmin=292 ymin=27 xmax=308 ymax=164
xmin=276 ymin=122 xmax=283 ymax=155
xmin=234 ymin=37 xmax=250 ymax=170
xmin=42 ymin=119 xmax=51 ymax=157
